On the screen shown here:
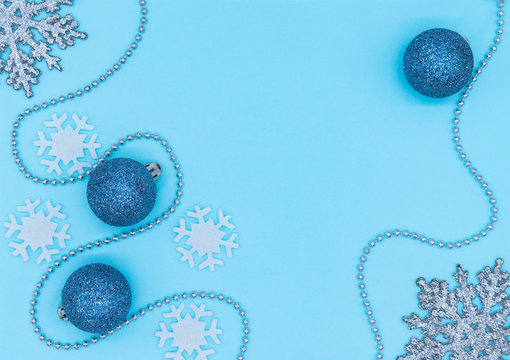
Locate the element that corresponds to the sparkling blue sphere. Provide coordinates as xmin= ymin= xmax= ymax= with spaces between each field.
xmin=61 ymin=263 xmax=132 ymax=333
xmin=87 ymin=158 xmax=156 ymax=226
xmin=403 ymin=28 xmax=474 ymax=98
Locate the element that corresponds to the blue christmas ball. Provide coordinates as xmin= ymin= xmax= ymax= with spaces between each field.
xmin=61 ymin=263 xmax=132 ymax=333
xmin=87 ymin=158 xmax=156 ymax=227
xmin=403 ymin=28 xmax=474 ymax=98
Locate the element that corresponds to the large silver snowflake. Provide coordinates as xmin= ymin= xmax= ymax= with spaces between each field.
xmin=399 ymin=259 xmax=510 ymax=360
xmin=0 ymin=0 xmax=87 ymax=97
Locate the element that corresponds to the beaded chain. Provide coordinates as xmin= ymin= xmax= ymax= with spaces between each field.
xmin=357 ymin=1 xmax=505 ymax=359
xmin=9 ymin=1 xmax=250 ymax=358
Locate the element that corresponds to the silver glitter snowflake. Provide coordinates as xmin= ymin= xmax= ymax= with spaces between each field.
xmin=155 ymin=302 xmax=222 ymax=360
xmin=0 ymin=0 xmax=87 ymax=97
xmin=399 ymin=259 xmax=510 ymax=360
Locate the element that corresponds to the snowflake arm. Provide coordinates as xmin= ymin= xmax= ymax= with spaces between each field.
xmin=72 ymin=114 xmax=93 ymax=131
xmin=33 ymin=13 xmax=85 ymax=50
xmin=176 ymin=247 xmax=195 ymax=268
xmin=44 ymin=113 xmax=66 ymax=130
xmin=4 ymin=214 xmax=22 ymax=238
xmin=195 ymin=349 xmax=215 ymax=360
xmin=217 ymin=208 xmax=235 ymax=230
xmin=205 ymin=318 xmax=222 ymax=345
xmin=187 ymin=205 xmax=211 ymax=223
xmin=34 ymin=130 xmax=53 ymax=155
xmin=67 ymin=159 xmax=91 ymax=176
xmin=173 ymin=218 xmax=191 ymax=242
xmin=8 ymin=241 xmax=29 ymax=261
xmin=41 ymin=157 xmax=63 ymax=175
xmin=45 ymin=200 xmax=66 ymax=220
xmin=163 ymin=303 xmax=186 ymax=319
xmin=5 ymin=45 xmax=39 ymax=97
xmin=190 ymin=303 xmax=213 ymax=318
xmin=199 ymin=254 xmax=224 ymax=271
xmin=155 ymin=322 xmax=174 ymax=348
xmin=25 ymin=29 xmax=61 ymax=69
xmin=476 ymin=262 xmax=510 ymax=312
xmin=84 ymin=133 xmax=101 ymax=159
xmin=54 ymin=223 xmax=70 ymax=248
xmin=220 ymin=233 xmax=238 ymax=258
xmin=36 ymin=246 xmax=59 ymax=264
xmin=17 ymin=198 xmax=40 ymax=216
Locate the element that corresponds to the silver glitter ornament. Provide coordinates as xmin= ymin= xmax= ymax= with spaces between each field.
xmin=399 ymin=259 xmax=510 ymax=359
xmin=0 ymin=0 xmax=87 ymax=98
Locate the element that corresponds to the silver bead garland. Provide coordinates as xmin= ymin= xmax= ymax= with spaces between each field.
xmin=10 ymin=1 xmax=250 ymax=358
xmin=357 ymin=1 xmax=505 ymax=359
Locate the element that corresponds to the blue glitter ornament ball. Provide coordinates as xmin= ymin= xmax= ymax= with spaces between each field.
xmin=87 ymin=158 xmax=156 ymax=226
xmin=61 ymin=263 xmax=132 ymax=333
xmin=403 ymin=28 xmax=474 ymax=98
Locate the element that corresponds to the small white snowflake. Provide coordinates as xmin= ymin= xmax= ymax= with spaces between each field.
xmin=0 ymin=0 xmax=87 ymax=97
xmin=4 ymin=198 xmax=71 ymax=263
xmin=34 ymin=113 xmax=101 ymax=176
xmin=173 ymin=205 xmax=238 ymax=271
xmin=155 ymin=302 xmax=222 ymax=360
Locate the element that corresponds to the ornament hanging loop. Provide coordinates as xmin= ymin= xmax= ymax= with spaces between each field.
xmin=145 ymin=162 xmax=162 ymax=181
xmin=57 ymin=305 xmax=69 ymax=322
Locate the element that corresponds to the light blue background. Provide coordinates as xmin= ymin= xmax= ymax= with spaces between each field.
xmin=1 ymin=0 xmax=510 ymax=359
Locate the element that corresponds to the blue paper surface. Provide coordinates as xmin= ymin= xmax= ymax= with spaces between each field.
xmin=1 ymin=0 xmax=510 ymax=359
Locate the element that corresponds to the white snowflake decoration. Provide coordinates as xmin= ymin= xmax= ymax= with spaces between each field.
xmin=4 ymin=198 xmax=71 ymax=263
xmin=173 ymin=205 xmax=238 ymax=271
xmin=0 ymin=0 xmax=87 ymax=97
xmin=155 ymin=302 xmax=222 ymax=360
xmin=399 ymin=259 xmax=510 ymax=360
xmin=34 ymin=113 xmax=101 ymax=176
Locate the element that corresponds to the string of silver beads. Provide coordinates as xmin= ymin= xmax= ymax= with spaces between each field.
xmin=13 ymin=0 xmax=250 ymax=358
xmin=358 ymin=1 xmax=505 ymax=359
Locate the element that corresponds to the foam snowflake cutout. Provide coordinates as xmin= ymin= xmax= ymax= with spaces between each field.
xmin=399 ymin=259 xmax=510 ymax=360
xmin=4 ymin=198 xmax=71 ymax=263
xmin=34 ymin=113 xmax=101 ymax=176
xmin=155 ymin=302 xmax=222 ymax=360
xmin=0 ymin=0 xmax=87 ymax=97
xmin=173 ymin=205 xmax=238 ymax=271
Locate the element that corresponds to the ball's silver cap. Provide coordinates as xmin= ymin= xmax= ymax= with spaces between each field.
xmin=145 ymin=162 xmax=162 ymax=181
xmin=58 ymin=305 xmax=69 ymax=321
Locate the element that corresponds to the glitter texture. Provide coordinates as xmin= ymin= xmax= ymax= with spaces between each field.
xmin=398 ymin=259 xmax=510 ymax=359
xmin=0 ymin=0 xmax=87 ymax=97
xmin=403 ymin=28 xmax=474 ymax=98
xmin=87 ymin=158 xmax=156 ymax=227
xmin=61 ymin=263 xmax=132 ymax=334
